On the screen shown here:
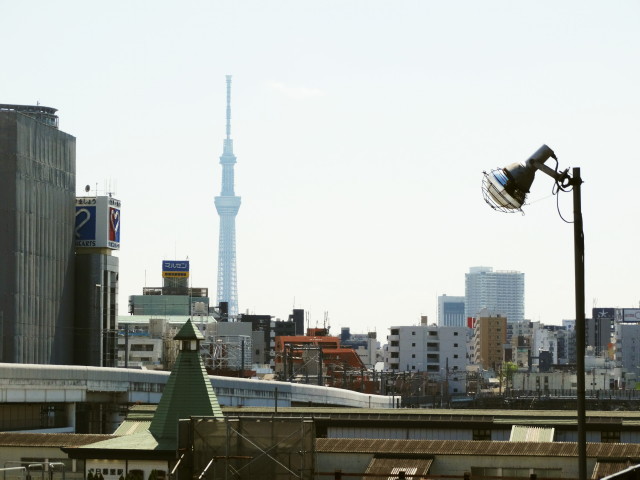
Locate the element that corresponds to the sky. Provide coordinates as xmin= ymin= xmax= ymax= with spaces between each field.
xmin=2 ymin=1 xmax=639 ymax=337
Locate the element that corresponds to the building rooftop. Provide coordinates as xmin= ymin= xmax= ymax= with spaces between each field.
xmin=0 ymin=103 xmax=59 ymax=128
xmin=316 ymin=437 xmax=640 ymax=458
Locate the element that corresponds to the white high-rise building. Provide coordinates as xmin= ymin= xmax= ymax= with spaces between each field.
xmin=465 ymin=266 xmax=524 ymax=323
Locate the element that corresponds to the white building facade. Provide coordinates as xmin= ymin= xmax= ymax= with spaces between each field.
xmin=465 ymin=266 xmax=524 ymax=323
xmin=384 ymin=324 xmax=470 ymax=393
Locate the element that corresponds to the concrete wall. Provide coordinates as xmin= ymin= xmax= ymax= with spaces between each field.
xmin=86 ymin=460 xmax=170 ymax=480
xmin=0 ymin=446 xmax=84 ymax=480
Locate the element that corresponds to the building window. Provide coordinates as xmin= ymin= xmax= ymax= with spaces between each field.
xmin=411 ymin=354 xmax=416 ymax=358
xmin=454 ymin=354 xmax=458 ymax=359
xmin=601 ymin=431 xmax=621 ymax=443
xmin=131 ymin=344 xmax=154 ymax=351
xmin=412 ymin=343 xmax=416 ymax=347
xmin=390 ymin=352 xmax=399 ymax=358
xmin=473 ymin=468 xmax=561 ymax=478
xmin=454 ymin=332 xmax=459 ymax=336
xmin=391 ymin=329 xmax=399 ymax=335
xmin=412 ymin=331 xmax=416 ymax=335
xmin=472 ymin=429 xmax=491 ymax=440
xmin=454 ymin=343 xmax=458 ymax=347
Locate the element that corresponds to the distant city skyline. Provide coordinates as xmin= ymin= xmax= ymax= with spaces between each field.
xmin=2 ymin=2 xmax=639 ymax=336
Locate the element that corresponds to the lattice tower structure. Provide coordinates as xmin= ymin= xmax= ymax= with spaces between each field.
xmin=214 ymin=75 xmax=241 ymax=318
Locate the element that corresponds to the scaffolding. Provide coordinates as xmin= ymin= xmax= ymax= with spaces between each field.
xmin=184 ymin=416 xmax=315 ymax=480
xmin=202 ymin=335 xmax=252 ymax=372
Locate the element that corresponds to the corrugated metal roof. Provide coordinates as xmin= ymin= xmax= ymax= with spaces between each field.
xmin=592 ymin=460 xmax=634 ymax=479
xmin=494 ymin=418 xmax=575 ymax=425
xmin=509 ymin=425 xmax=555 ymax=442
xmin=0 ymin=433 xmax=116 ymax=447
xmin=74 ymin=431 xmax=160 ymax=451
xmin=223 ymin=407 xmax=640 ymax=418
xmin=223 ymin=407 xmax=640 ymax=426
xmin=365 ymin=458 xmax=433 ymax=479
xmin=316 ymin=438 xmax=640 ymax=459
xmin=113 ymin=420 xmax=152 ymax=436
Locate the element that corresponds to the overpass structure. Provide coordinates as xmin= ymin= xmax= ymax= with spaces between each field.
xmin=0 ymin=363 xmax=395 ymax=434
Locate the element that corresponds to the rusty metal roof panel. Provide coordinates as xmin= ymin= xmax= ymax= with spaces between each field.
xmin=365 ymin=457 xmax=433 ymax=478
xmin=0 ymin=433 xmax=116 ymax=448
xmin=316 ymin=439 xmax=640 ymax=459
xmin=592 ymin=461 xmax=634 ymax=479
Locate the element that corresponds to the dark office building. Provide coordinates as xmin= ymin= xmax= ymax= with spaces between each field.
xmin=587 ymin=308 xmax=615 ymax=357
xmin=239 ymin=313 xmax=297 ymax=366
xmin=73 ymin=196 xmax=121 ymax=368
xmin=0 ymin=105 xmax=76 ymax=364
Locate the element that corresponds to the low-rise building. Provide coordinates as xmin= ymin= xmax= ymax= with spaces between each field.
xmin=471 ymin=311 xmax=507 ymax=371
xmin=384 ymin=321 xmax=469 ymax=394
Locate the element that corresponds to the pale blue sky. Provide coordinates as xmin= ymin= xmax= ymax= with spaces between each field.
xmin=2 ymin=1 xmax=639 ymax=335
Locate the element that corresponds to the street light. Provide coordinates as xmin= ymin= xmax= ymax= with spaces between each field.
xmin=482 ymin=145 xmax=586 ymax=480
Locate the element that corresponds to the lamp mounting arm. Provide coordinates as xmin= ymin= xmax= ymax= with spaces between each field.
xmin=530 ymin=159 xmax=573 ymax=189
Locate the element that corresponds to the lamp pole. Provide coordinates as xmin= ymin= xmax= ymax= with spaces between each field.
xmin=482 ymin=147 xmax=586 ymax=480
xmin=572 ymin=167 xmax=586 ymax=480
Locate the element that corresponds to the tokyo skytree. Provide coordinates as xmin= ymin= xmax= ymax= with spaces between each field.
xmin=214 ymin=75 xmax=241 ymax=318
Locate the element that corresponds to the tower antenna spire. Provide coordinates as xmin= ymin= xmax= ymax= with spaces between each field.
xmin=225 ymin=75 xmax=232 ymax=141
xmin=215 ymin=75 xmax=241 ymax=318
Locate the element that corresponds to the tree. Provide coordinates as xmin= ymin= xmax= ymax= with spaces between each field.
xmin=501 ymin=362 xmax=518 ymax=395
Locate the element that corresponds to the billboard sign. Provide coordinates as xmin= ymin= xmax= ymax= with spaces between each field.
xmin=162 ymin=260 xmax=190 ymax=278
xmin=75 ymin=196 xmax=121 ymax=250
xmin=593 ymin=308 xmax=615 ymax=322
xmin=622 ymin=309 xmax=640 ymax=323
xmin=109 ymin=206 xmax=120 ymax=246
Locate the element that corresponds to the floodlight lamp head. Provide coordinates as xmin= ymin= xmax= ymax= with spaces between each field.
xmin=482 ymin=144 xmax=556 ymax=213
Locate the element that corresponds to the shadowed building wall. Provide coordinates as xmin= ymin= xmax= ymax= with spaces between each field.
xmin=0 ymin=106 xmax=76 ymax=364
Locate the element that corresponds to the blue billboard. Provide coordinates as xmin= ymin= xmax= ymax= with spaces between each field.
xmin=162 ymin=260 xmax=190 ymax=278
xmin=75 ymin=203 xmax=97 ymax=247
xmin=75 ymin=196 xmax=121 ymax=250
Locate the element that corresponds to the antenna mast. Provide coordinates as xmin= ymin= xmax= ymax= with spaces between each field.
xmin=215 ymin=75 xmax=241 ymax=318
xmin=224 ymin=75 xmax=233 ymax=153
